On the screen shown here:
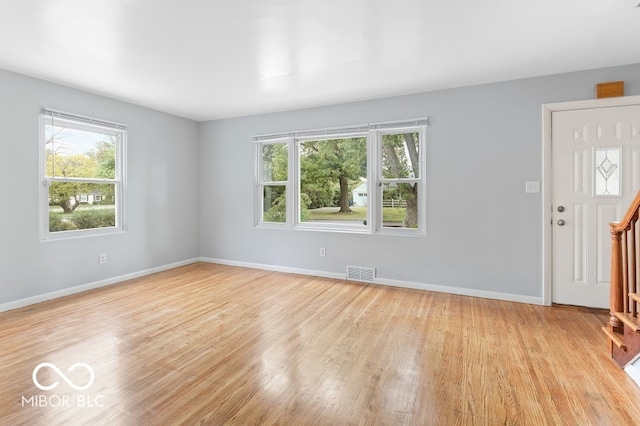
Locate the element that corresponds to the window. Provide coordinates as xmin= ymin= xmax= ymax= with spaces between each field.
xmin=254 ymin=119 xmax=427 ymax=235
xmin=297 ymin=135 xmax=368 ymax=231
xmin=258 ymin=141 xmax=288 ymax=224
xmin=40 ymin=109 xmax=126 ymax=239
xmin=378 ymin=131 xmax=423 ymax=232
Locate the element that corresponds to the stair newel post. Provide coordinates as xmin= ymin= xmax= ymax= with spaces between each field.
xmin=610 ymin=225 xmax=624 ymax=333
xmin=631 ymin=220 xmax=637 ymax=317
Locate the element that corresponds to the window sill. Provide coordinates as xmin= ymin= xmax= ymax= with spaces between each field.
xmin=41 ymin=227 xmax=126 ymax=242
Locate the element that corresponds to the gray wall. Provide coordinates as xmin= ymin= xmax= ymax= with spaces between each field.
xmin=0 ymin=68 xmax=199 ymax=306
xmin=198 ymin=63 xmax=640 ymax=299
xmin=2 ymin=63 xmax=639 ymax=308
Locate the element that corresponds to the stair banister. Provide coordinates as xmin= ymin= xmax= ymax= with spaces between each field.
xmin=610 ymin=230 xmax=624 ymax=332
xmin=610 ymin=190 xmax=640 ymax=331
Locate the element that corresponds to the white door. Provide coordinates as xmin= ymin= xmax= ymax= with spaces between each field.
xmin=552 ymin=105 xmax=640 ymax=308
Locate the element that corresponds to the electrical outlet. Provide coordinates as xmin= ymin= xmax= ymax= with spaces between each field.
xmin=99 ymin=253 xmax=107 ymax=264
xmin=320 ymin=247 xmax=326 ymax=257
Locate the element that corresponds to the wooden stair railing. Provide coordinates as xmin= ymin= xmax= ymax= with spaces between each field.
xmin=605 ymin=190 xmax=640 ymax=366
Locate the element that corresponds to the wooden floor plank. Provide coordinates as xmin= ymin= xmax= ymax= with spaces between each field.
xmin=1 ymin=262 xmax=640 ymax=425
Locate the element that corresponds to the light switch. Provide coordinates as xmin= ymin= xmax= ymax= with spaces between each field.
xmin=525 ymin=181 xmax=540 ymax=193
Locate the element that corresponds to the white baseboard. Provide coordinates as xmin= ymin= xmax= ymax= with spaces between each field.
xmin=198 ymin=257 xmax=346 ymax=280
xmin=624 ymin=355 xmax=640 ymax=388
xmin=0 ymin=258 xmax=200 ymax=313
xmin=1 ymin=257 xmax=543 ymax=313
xmin=199 ymin=257 xmax=544 ymax=305
xmin=374 ymin=277 xmax=544 ymax=305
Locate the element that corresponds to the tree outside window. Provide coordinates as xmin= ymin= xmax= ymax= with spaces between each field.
xmin=299 ymin=137 xmax=367 ymax=226
xmin=41 ymin=112 xmax=126 ymax=238
xmin=254 ymin=120 xmax=426 ymax=235
xmin=381 ymin=132 xmax=420 ymax=229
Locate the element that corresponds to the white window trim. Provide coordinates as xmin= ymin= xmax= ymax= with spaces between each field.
xmin=255 ymin=138 xmax=291 ymax=228
xmin=293 ymin=133 xmax=371 ymax=234
xmin=373 ymin=126 xmax=427 ymax=237
xmin=39 ymin=109 xmax=127 ymax=241
xmin=254 ymin=118 xmax=427 ymax=236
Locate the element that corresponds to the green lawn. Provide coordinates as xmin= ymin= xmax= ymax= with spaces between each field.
xmin=307 ymin=207 xmax=367 ymax=220
xmin=49 ymin=204 xmax=115 ymax=213
xmin=307 ymin=206 xmax=406 ymax=223
xmin=381 ymin=207 xmax=407 ymax=223
xmin=49 ymin=205 xmax=116 ymax=231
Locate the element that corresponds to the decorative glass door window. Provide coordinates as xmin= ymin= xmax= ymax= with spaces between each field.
xmin=594 ymin=147 xmax=620 ymax=196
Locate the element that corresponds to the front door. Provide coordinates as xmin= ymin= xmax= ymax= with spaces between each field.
xmin=552 ymin=105 xmax=640 ymax=308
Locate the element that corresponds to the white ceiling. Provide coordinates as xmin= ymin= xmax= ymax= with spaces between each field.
xmin=0 ymin=0 xmax=638 ymax=121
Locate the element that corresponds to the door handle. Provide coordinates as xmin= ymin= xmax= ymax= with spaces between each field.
xmin=557 ymin=219 xmax=566 ymax=226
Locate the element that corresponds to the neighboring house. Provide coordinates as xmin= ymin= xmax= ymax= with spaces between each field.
xmin=352 ymin=181 xmax=367 ymax=206
xmin=79 ymin=192 xmax=103 ymax=204
xmin=48 ymin=192 xmax=105 ymax=207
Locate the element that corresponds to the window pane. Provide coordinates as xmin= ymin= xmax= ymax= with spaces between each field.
xmin=49 ymin=182 xmax=116 ymax=232
xmin=45 ymin=123 xmax=117 ymax=179
xmin=594 ymin=147 xmax=620 ymax=196
xmin=382 ymin=182 xmax=419 ymax=229
xmin=299 ymin=137 xmax=367 ymax=225
xmin=262 ymin=143 xmax=288 ymax=182
xmin=263 ymin=186 xmax=286 ymax=223
xmin=382 ymin=132 xmax=419 ymax=179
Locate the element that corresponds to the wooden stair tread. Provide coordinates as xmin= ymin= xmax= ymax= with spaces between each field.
xmin=602 ymin=327 xmax=627 ymax=350
xmin=613 ymin=311 xmax=640 ymax=332
xmin=630 ymin=293 xmax=640 ymax=304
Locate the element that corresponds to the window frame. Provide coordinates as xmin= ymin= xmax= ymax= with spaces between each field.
xmin=255 ymin=138 xmax=292 ymax=228
xmin=293 ymin=132 xmax=370 ymax=234
xmin=39 ymin=109 xmax=127 ymax=241
xmin=372 ymin=126 xmax=427 ymax=236
xmin=254 ymin=119 xmax=427 ymax=236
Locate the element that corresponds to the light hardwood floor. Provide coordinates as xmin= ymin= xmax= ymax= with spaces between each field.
xmin=1 ymin=262 xmax=640 ymax=425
